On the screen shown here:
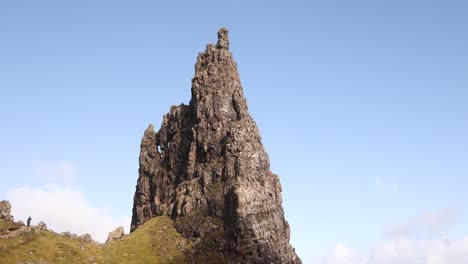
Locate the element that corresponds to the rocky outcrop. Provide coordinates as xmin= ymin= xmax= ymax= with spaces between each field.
xmin=78 ymin=234 xmax=93 ymax=244
xmin=106 ymin=226 xmax=125 ymax=243
xmin=131 ymin=28 xmax=301 ymax=263
xmin=59 ymin=232 xmax=78 ymax=239
xmin=0 ymin=200 xmax=14 ymax=221
xmin=37 ymin=221 xmax=47 ymax=232
xmin=57 ymin=232 xmax=97 ymax=244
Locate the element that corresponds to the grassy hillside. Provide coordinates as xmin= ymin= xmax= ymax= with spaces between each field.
xmin=0 ymin=226 xmax=104 ymax=264
xmin=0 ymin=216 xmax=187 ymax=264
xmin=103 ymin=216 xmax=187 ymax=263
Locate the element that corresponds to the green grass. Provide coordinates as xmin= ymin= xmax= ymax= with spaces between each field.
xmin=0 ymin=220 xmax=22 ymax=235
xmin=0 ymin=230 xmax=103 ymax=264
xmin=0 ymin=216 xmax=187 ymax=264
xmin=103 ymin=216 xmax=187 ymax=264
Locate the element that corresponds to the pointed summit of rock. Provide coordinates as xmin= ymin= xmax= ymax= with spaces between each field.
xmin=216 ymin=27 xmax=229 ymax=50
xmin=190 ymin=28 xmax=247 ymax=124
xmin=131 ymin=28 xmax=301 ymax=263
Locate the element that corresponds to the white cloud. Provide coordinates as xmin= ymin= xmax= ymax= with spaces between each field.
xmin=315 ymin=208 xmax=466 ymax=264
xmin=318 ymin=244 xmax=368 ymax=264
xmin=7 ymin=184 xmax=130 ymax=243
xmin=383 ymin=208 xmax=461 ymax=238
xmin=31 ymin=160 xmax=77 ymax=182
xmin=315 ymin=237 xmax=468 ymax=264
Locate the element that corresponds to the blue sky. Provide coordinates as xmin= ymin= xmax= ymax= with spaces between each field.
xmin=1 ymin=1 xmax=467 ymax=263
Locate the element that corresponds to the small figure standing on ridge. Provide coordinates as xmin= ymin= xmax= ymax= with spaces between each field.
xmin=27 ymin=216 xmax=31 ymax=227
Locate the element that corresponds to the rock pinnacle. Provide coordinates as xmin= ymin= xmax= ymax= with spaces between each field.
xmin=216 ymin=27 xmax=229 ymax=50
xmin=131 ymin=28 xmax=301 ymax=263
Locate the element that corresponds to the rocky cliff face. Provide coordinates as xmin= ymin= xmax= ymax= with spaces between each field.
xmin=131 ymin=28 xmax=301 ymax=263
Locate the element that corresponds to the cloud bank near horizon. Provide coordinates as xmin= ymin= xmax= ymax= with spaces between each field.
xmin=315 ymin=208 xmax=466 ymax=264
xmin=316 ymin=237 xmax=468 ymax=264
xmin=5 ymin=160 xmax=131 ymax=243
xmin=7 ymin=184 xmax=130 ymax=243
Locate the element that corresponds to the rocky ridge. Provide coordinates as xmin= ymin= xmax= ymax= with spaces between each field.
xmin=131 ymin=28 xmax=301 ymax=263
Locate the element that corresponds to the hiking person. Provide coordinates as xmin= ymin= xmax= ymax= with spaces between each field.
xmin=27 ymin=216 xmax=31 ymax=227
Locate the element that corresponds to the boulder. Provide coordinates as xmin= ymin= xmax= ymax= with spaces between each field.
xmin=78 ymin=234 xmax=93 ymax=243
xmin=106 ymin=226 xmax=125 ymax=243
xmin=37 ymin=221 xmax=47 ymax=231
xmin=59 ymin=231 xmax=71 ymax=237
xmin=0 ymin=200 xmax=13 ymax=221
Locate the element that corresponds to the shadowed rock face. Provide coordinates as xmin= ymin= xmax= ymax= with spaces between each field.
xmin=131 ymin=28 xmax=301 ymax=263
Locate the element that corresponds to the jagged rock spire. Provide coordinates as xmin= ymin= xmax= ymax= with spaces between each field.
xmin=190 ymin=27 xmax=247 ymax=123
xmin=131 ymin=28 xmax=301 ymax=263
xmin=216 ymin=27 xmax=229 ymax=50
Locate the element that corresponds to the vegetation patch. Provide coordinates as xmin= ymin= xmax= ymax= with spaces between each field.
xmin=0 ymin=220 xmax=22 ymax=235
xmin=0 ymin=230 xmax=103 ymax=264
xmin=0 ymin=216 xmax=187 ymax=264
xmin=103 ymin=215 xmax=186 ymax=264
